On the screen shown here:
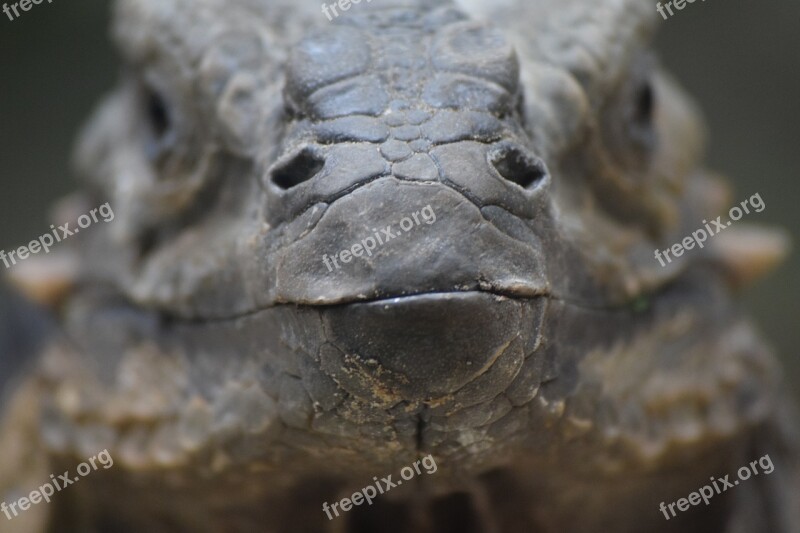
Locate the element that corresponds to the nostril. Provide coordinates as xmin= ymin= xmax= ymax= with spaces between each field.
xmin=489 ymin=147 xmax=548 ymax=190
xmin=269 ymin=148 xmax=325 ymax=190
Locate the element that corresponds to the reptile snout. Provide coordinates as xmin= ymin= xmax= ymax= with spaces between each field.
xmin=268 ymin=178 xmax=549 ymax=305
xmin=263 ymin=129 xmax=550 ymax=228
xmin=258 ymin=10 xmax=554 ymax=404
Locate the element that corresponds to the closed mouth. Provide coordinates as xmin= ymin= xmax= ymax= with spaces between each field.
xmin=284 ymin=286 xmax=551 ymax=309
xmin=307 ymin=290 xmax=548 ymax=402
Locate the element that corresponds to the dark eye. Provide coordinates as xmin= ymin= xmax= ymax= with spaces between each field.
xmin=619 ymin=75 xmax=657 ymax=156
xmin=145 ymin=87 xmax=171 ymax=139
xmin=138 ymin=83 xmax=177 ymax=162
xmin=632 ymin=81 xmax=655 ymax=127
xmin=598 ymin=60 xmax=658 ymax=174
xmin=624 ymin=65 xmax=658 ymax=151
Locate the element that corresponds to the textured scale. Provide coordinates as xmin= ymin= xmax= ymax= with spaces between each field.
xmin=0 ymin=0 xmax=797 ymax=532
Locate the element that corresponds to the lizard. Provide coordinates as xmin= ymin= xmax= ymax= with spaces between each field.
xmin=0 ymin=0 xmax=797 ymax=531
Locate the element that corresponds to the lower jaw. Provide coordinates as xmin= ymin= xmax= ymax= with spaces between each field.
xmin=307 ymin=291 xmax=547 ymax=404
xmin=120 ymin=291 xmax=551 ymax=477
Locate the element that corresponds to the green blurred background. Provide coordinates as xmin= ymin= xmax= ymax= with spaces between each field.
xmin=0 ymin=0 xmax=797 ymax=394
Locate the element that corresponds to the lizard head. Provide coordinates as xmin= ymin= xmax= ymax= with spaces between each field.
xmin=59 ymin=0 xmax=771 ymax=474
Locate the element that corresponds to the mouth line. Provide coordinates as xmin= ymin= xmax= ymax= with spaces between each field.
xmin=157 ymin=288 xmax=551 ymax=326
xmin=284 ymin=287 xmax=552 ymax=310
xmin=117 ymin=282 xmax=657 ymax=330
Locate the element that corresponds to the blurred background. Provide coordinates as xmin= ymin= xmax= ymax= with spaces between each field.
xmin=0 ymin=0 xmax=797 ymax=395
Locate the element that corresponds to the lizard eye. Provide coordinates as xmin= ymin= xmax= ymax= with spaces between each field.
xmin=626 ymin=79 xmax=656 ymax=148
xmin=632 ymin=81 xmax=655 ymax=129
xmin=599 ymin=54 xmax=658 ymax=170
xmin=145 ymin=87 xmax=171 ymax=140
xmin=137 ymin=82 xmax=177 ymax=163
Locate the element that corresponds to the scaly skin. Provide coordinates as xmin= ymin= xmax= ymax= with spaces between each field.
xmin=0 ymin=0 xmax=797 ymax=531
